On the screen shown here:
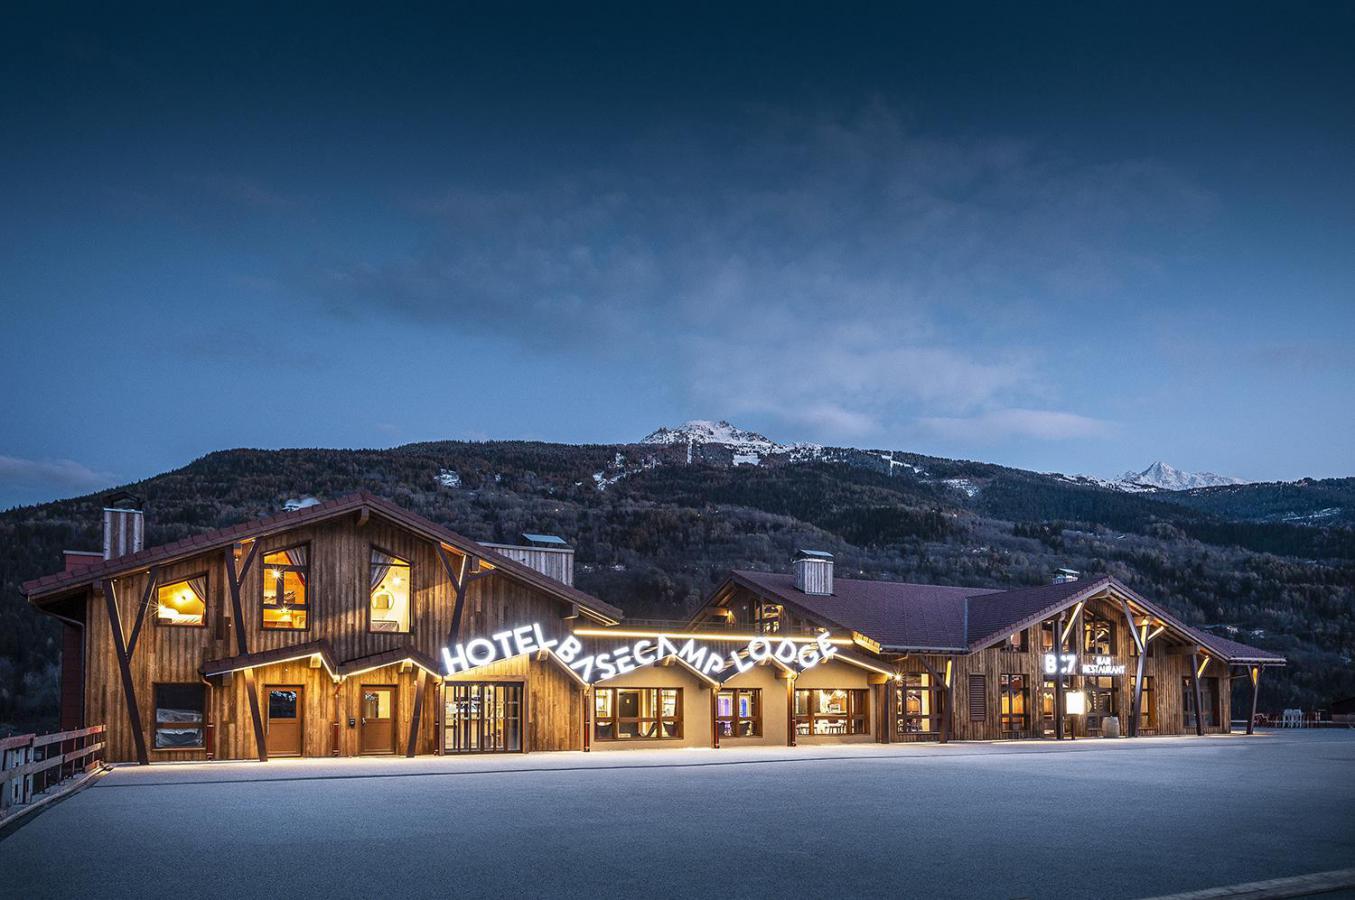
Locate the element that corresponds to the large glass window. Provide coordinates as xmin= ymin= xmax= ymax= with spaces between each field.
xmin=369 ymin=548 xmax=411 ymax=633
xmin=897 ymin=673 xmax=941 ymax=735
xmin=153 ymin=683 xmax=205 ymax=749
xmin=156 ymin=575 xmax=207 ymax=627
xmin=1004 ymin=630 xmax=1027 ymax=652
xmin=1086 ymin=675 xmax=1118 ymax=733
xmin=999 ymin=674 xmax=1028 ymax=735
xmin=262 ymin=546 xmax=308 ymax=630
xmin=1131 ymin=675 xmax=1156 ymax=731
xmin=716 ymin=688 xmax=761 ymax=737
xmin=594 ymin=688 xmax=682 ymax=741
xmin=1183 ymin=676 xmax=1220 ymax=728
xmin=1083 ymin=611 xmax=1116 ymax=656
xmin=794 ymin=689 xmax=868 ymax=736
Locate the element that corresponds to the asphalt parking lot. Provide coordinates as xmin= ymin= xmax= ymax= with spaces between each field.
xmin=3 ymin=731 xmax=1353 ymax=899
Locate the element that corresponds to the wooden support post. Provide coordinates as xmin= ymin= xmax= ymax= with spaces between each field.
xmin=124 ymin=565 xmax=159 ymax=660
xmin=1190 ymin=652 xmax=1205 ymax=736
xmin=882 ymin=679 xmax=894 ymax=744
xmin=942 ymin=659 xmax=954 ymax=744
xmin=582 ymin=687 xmax=592 ymax=752
xmin=406 ymin=671 xmax=428 ymax=758
xmin=1247 ymin=666 xmax=1261 ymax=735
xmin=226 ymin=545 xmax=268 ymax=762
xmin=101 ymin=579 xmax=149 ymax=766
xmin=786 ymin=677 xmax=797 ymax=747
xmin=1054 ymin=612 xmax=1066 ymax=741
xmin=1122 ymin=601 xmax=1146 ymax=739
xmin=711 ymin=686 xmax=720 ymax=749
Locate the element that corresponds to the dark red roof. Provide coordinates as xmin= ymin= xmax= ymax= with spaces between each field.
xmin=22 ymin=491 xmax=622 ymax=622
xmin=723 ymin=570 xmax=1284 ymax=665
xmin=730 ymin=570 xmax=999 ymax=651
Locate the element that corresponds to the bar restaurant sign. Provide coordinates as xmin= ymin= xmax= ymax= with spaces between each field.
xmin=442 ymin=624 xmax=838 ymax=682
xmin=1043 ymin=653 xmax=1127 ymax=677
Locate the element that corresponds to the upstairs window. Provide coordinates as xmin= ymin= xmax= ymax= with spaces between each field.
xmin=153 ymin=683 xmax=205 ymax=749
xmin=262 ymin=545 xmax=309 ymax=630
xmin=1004 ymin=630 xmax=1027 ymax=652
xmin=156 ymin=575 xmax=207 ymax=627
xmin=1083 ymin=611 xmax=1116 ymax=656
xmin=370 ymin=548 xmax=411 ymax=633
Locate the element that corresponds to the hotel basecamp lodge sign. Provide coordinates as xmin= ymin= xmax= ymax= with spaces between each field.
xmin=1043 ymin=653 xmax=1126 ymax=677
xmin=442 ymin=623 xmax=839 ymax=682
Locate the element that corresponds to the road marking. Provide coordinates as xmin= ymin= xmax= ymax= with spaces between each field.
xmin=1137 ymin=867 xmax=1355 ymax=899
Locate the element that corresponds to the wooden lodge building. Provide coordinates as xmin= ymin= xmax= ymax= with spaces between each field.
xmin=22 ymin=492 xmax=1285 ymax=764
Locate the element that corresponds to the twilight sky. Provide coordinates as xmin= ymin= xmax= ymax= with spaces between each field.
xmin=2 ymin=3 xmax=1353 ymax=508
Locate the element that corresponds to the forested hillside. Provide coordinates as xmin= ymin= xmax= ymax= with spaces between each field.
xmin=2 ymin=439 xmax=1352 ymax=732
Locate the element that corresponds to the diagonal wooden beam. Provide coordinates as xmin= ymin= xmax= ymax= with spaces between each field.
xmin=1121 ymin=599 xmax=1146 ymax=738
xmin=1190 ymin=652 xmax=1206 ymax=736
xmin=236 ymin=540 xmax=260 ymax=585
xmin=101 ymin=579 xmax=149 ymax=765
xmin=225 ymin=546 xmax=268 ymax=761
xmin=406 ymin=670 xmax=428 ymax=758
xmin=124 ymin=565 xmax=160 ymax=660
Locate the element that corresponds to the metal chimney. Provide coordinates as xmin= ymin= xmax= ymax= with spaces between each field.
xmin=102 ymin=492 xmax=145 ymax=560
xmin=793 ymin=549 xmax=834 ymax=596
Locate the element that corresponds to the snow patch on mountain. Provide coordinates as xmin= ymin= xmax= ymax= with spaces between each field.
xmin=640 ymin=420 xmax=825 ymax=464
xmin=1115 ymin=461 xmax=1249 ymax=492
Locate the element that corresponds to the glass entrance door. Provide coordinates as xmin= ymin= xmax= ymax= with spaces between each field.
xmin=444 ymin=682 xmax=523 ymax=753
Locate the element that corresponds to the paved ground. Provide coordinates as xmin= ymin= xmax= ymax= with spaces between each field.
xmin=3 ymin=731 xmax=1353 ymax=899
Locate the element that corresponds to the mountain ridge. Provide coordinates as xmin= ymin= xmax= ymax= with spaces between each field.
xmin=1 ymin=431 xmax=1352 ymax=733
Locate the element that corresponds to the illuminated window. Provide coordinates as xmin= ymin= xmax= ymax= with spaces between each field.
xmin=1132 ymin=675 xmax=1156 ymax=731
xmin=1040 ymin=621 xmax=1056 ymax=653
xmin=1183 ymin=675 xmax=1220 ymax=728
xmin=757 ymin=603 xmax=783 ymax=634
xmin=716 ymin=688 xmax=761 ymax=737
xmin=793 ymin=689 xmax=868 ymax=736
xmin=594 ymin=688 xmax=682 ymax=741
xmin=156 ymin=575 xmax=207 ymax=627
xmin=1083 ymin=612 xmax=1116 ymax=656
xmin=369 ymin=548 xmax=411 ymax=633
xmin=1086 ymin=675 xmax=1118 ymax=733
xmin=1003 ymin=630 xmax=1027 ymax=652
xmin=897 ymin=673 xmax=941 ymax=734
xmin=153 ymin=683 xmax=205 ymax=749
xmin=262 ymin=545 xmax=308 ymax=630
xmin=999 ymin=673 xmax=1028 ymax=735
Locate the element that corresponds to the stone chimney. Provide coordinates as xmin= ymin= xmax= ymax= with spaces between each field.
xmin=793 ymin=549 xmax=834 ymax=596
xmin=102 ymin=492 xmax=145 ymax=560
xmin=482 ymin=533 xmax=574 ymax=586
xmin=1052 ymin=567 xmax=1080 ymax=584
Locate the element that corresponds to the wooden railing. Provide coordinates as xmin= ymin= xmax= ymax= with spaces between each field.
xmin=0 ymin=725 xmax=106 ymax=822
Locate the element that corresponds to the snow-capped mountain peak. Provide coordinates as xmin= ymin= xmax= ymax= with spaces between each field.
xmin=1117 ymin=461 xmax=1248 ymax=491
xmin=641 ymin=420 xmax=783 ymax=453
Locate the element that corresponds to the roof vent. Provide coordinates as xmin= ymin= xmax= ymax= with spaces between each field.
xmin=102 ymin=492 xmax=144 ymax=560
xmin=794 ymin=549 xmax=834 ymax=596
xmin=1053 ymin=568 xmax=1080 ymax=584
xmin=482 ymin=533 xmax=574 ymax=586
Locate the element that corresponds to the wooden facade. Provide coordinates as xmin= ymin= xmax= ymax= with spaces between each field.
xmin=28 ymin=493 xmax=1278 ymax=764
xmin=27 ymin=495 xmax=614 ymax=764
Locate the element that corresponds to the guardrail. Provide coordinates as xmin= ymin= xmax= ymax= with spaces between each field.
xmin=1 ymin=725 xmax=106 ymax=822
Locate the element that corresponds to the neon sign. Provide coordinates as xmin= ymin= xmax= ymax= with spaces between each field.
xmin=1043 ymin=653 xmax=1126 ymax=677
xmin=442 ymin=623 xmax=838 ymax=682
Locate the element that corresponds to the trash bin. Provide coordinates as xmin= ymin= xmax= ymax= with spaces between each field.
xmin=1102 ymin=715 xmax=1121 ymax=738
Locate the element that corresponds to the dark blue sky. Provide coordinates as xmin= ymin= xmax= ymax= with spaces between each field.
xmin=2 ymin=3 xmax=1352 ymax=508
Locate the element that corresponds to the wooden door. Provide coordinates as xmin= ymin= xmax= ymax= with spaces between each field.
xmin=361 ymin=686 xmax=396 ymax=754
xmin=266 ymin=686 xmax=303 ymax=757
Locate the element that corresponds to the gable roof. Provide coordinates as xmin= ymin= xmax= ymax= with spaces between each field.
xmin=727 ymin=570 xmax=999 ymax=652
xmin=718 ymin=570 xmax=1283 ymax=666
xmin=22 ymin=491 xmax=621 ymax=623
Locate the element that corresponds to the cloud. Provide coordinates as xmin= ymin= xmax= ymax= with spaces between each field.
xmin=918 ymin=408 xmax=1118 ymax=442
xmin=306 ymin=102 xmax=1209 ymax=444
xmin=0 ymin=454 xmax=114 ymax=492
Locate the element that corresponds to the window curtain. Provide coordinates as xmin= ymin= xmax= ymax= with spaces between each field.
xmin=284 ymin=547 xmax=308 ymax=585
xmin=370 ymin=549 xmax=393 ymax=591
xmin=186 ymin=575 xmax=208 ymax=605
